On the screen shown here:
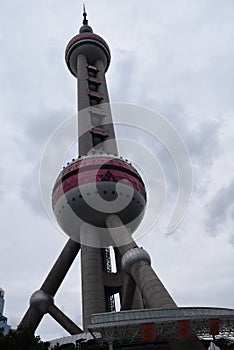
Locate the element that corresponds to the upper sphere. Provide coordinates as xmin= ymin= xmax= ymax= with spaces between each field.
xmin=79 ymin=25 xmax=93 ymax=33
xmin=65 ymin=26 xmax=111 ymax=77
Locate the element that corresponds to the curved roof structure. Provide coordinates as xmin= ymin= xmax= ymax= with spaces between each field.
xmin=88 ymin=307 xmax=234 ymax=345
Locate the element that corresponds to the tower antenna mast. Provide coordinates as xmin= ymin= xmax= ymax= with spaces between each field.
xmin=83 ymin=4 xmax=88 ymax=25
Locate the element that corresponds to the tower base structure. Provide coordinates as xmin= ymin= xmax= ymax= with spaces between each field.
xmin=88 ymin=307 xmax=234 ymax=349
xmin=20 ymin=215 xmax=234 ymax=348
xmin=48 ymin=307 xmax=234 ymax=349
xmin=20 ymin=215 xmax=177 ymax=332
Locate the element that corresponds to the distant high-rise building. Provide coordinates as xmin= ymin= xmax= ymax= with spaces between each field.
xmin=0 ymin=288 xmax=11 ymax=335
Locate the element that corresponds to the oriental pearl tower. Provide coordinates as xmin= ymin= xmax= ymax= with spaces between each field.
xmin=20 ymin=7 xmax=177 ymax=335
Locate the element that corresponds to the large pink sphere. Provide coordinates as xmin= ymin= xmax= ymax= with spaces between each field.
xmin=52 ymin=154 xmax=146 ymax=238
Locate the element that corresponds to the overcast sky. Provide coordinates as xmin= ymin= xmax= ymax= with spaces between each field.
xmin=0 ymin=0 xmax=234 ymax=341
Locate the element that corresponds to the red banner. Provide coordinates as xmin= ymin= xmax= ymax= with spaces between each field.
xmin=210 ymin=318 xmax=220 ymax=335
xmin=178 ymin=320 xmax=190 ymax=338
xmin=141 ymin=322 xmax=155 ymax=342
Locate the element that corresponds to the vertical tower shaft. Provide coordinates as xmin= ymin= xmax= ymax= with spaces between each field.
xmin=65 ymin=15 xmax=120 ymax=328
xmin=75 ymin=47 xmax=117 ymax=156
xmin=78 ymin=55 xmax=121 ymax=327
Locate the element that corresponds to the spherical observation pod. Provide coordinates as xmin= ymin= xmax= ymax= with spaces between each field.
xmin=122 ymin=248 xmax=151 ymax=274
xmin=65 ymin=27 xmax=111 ymax=77
xmin=52 ymin=154 xmax=147 ymax=242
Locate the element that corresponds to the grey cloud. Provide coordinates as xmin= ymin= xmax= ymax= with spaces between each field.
xmin=20 ymin=164 xmax=45 ymax=216
xmin=187 ymin=119 xmax=221 ymax=167
xmin=24 ymin=108 xmax=73 ymax=155
xmin=150 ymin=103 xmax=222 ymax=196
xmin=159 ymin=101 xmax=222 ymax=167
xmin=205 ymin=181 xmax=234 ymax=235
xmin=108 ymin=49 xmax=138 ymax=103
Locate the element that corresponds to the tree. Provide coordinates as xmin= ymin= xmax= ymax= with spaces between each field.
xmin=0 ymin=326 xmax=50 ymax=350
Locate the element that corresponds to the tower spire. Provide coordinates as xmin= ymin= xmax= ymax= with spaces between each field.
xmin=82 ymin=4 xmax=88 ymax=25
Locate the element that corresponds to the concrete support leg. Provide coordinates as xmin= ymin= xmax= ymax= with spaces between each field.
xmin=132 ymin=285 xmax=144 ymax=309
xmin=106 ymin=215 xmax=177 ymax=310
xmin=41 ymin=239 xmax=81 ymax=296
xmin=19 ymin=306 xmax=44 ymax=333
xmin=130 ymin=260 xmax=177 ymax=309
xmin=48 ymin=304 xmax=82 ymax=334
xmin=81 ymin=243 xmax=107 ymax=329
xmin=120 ymin=274 xmax=137 ymax=310
xmin=20 ymin=239 xmax=81 ymax=332
xmin=114 ymin=246 xmax=144 ymax=310
xmin=121 ymin=275 xmax=144 ymax=310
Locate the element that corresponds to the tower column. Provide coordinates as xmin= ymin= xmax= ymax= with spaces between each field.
xmin=114 ymin=247 xmax=144 ymax=310
xmin=77 ymin=54 xmax=93 ymax=155
xmin=128 ymin=258 xmax=177 ymax=309
xmin=80 ymin=225 xmax=107 ymax=329
xmin=120 ymin=275 xmax=141 ymax=310
xmin=81 ymin=245 xmax=107 ymax=329
xmin=94 ymin=59 xmax=118 ymax=155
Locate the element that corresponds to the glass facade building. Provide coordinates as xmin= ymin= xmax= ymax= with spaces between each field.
xmin=0 ymin=288 xmax=11 ymax=335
